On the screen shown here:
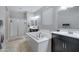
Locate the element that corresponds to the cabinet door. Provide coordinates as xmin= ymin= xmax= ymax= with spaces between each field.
xmin=53 ymin=35 xmax=70 ymax=52
xmin=67 ymin=38 xmax=79 ymax=52
xmin=52 ymin=34 xmax=79 ymax=52
xmin=62 ymin=36 xmax=79 ymax=52
xmin=61 ymin=36 xmax=69 ymax=52
xmin=53 ymin=35 xmax=65 ymax=52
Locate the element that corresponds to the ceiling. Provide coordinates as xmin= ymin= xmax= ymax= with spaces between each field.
xmin=7 ymin=6 xmax=43 ymax=12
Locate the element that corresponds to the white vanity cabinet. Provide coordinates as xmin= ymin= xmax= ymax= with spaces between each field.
xmin=26 ymin=35 xmax=38 ymax=52
xmin=25 ymin=33 xmax=51 ymax=52
xmin=38 ymin=40 xmax=49 ymax=52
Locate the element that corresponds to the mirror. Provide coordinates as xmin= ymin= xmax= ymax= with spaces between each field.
xmin=57 ymin=6 xmax=79 ymax=29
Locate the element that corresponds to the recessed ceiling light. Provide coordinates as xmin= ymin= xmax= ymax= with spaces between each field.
xmin=30 ymin=16 xmax=40 ymax=20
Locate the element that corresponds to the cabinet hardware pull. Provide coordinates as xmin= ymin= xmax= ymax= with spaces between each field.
xmin=65 ymin=43 xmax=66 ymax=48
xmin=63 ymin=43 xmax=64 ymax=48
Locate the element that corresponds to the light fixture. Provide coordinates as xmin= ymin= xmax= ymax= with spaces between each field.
xmin=59 ymin=6 xmax=74 ymax=11
xmin=30 ymin=16 xmax=40 ymax=20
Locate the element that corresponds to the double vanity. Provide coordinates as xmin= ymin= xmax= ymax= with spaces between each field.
xmin=52 ymin=30 xmax=79 ymax=52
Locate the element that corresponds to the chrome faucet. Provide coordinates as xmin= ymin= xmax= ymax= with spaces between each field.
xmin=37 ymin=32 xmax=41 ymax=38
xmin=38 ymin=32 xmax=41 ymax=38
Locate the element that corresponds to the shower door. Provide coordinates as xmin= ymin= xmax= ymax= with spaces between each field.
xmin=10 ymin=18 xmax=25 ymax=38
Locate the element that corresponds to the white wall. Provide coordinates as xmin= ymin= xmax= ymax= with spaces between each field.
xmin=0 ymin=7 xmax=6 ymax=19
xmin=57 ymin=6 xmax=79 ymax=29
xmin=34 ymin=6 xmax=58 ymax=31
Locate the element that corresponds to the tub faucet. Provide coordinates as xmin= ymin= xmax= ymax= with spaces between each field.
xmin=38 ymin=32 xmax=41 ymax=38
